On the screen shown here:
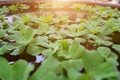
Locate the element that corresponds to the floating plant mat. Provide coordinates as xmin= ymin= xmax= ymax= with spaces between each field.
xmin=0 ymin=2 xmax=120 ymax=80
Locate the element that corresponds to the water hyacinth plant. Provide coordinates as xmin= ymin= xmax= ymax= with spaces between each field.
xmin=0 ymin=2 xmax=120 ymax=80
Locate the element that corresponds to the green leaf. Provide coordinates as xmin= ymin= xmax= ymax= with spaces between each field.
xmin=9 ymin=4 xmax=18 ymax=13
xmin=7 ymin=31 xmax=25 ymax=45
xmin=7 ymin=27 xmax=34 ymax=46
xmin=34 ymin=36 xmax=50 ymax=48
xmin=12 ymin=60 xmax=34 ymax=80
xmin=57 ymin=50 xmax=71 ymax=59
xmin=39 ymin=14 xmax=52 ymax=23
xmin=23 ymin=27 xmax=34 ymax=41
xmin=81 ymin=50 xmax=104 ymax=73
xmin=29 ymin=57 xmax=60 ymax=80
xmin=10 ymin=46 xmax=25 ymax=55
xmin=37 ymin=23 xmax=49 ymax=33
xmin=59 ymin=29 xmax=74 ymax=38
xmin=60 ymin=40 xmax=69 ymax=51
xmin=0 ymin=45 xmax=8 ymax=55
xmin=0 ymin=57 xmax=12 ymax=80
xmin=61 ymin=59 xmax=83 ymax=80
xmin=74 ymin=37 xmax=86 ymax=43
xmin=0 ymin=42 xmax=25 ymax=55
xmin=112 ymin=45 xmax=120 ymax=53
xmin=0 ymin=6 xmax=9 ymax=15
xmin=78 ymin=74 xmax=91 ymax=80
xmin=74 ymin=30 xmax=89 ymax=37
xmin=61 ymin=59 xmax=83 ymax=71
xmin=97 ymin=47 xmax=118 ymax=66
xmin=54 ymin=41 xmax=85 ymax=59
xmin=42 ymin=49 xmax=53 ymax=57
xmin=0 ymin=57 xmax=34 ymax=80
xmin=95 ymin=62 xmax=119 ymax=80
xmin=97 ymin=47 xmax=111 ymax=59
xmin=67 ymin=68 xmax=81 ymax=80
xmin=106 ymin=53 xmax=118 ymax=66
xmin=19 ymin=4 xmax=30 ymax=11
xmin=99 ymin=20 xmax=113 ymax=35
xmin=81 ymin=50 xmax=119 ymax=80
xmin=27 ymin=44 xmax=43 ymax=55
xmin=0 ymin=29 xmax=4 ymax=37
xmin=68 ymin=41 xmax=84 ymax=59
xmin=51 ymin=42 xmax=61 ymax=55
xmin=13 ymin=15 xmax=27 ymax=30
xmin=88 ymin=34 xmax=113 ymax=46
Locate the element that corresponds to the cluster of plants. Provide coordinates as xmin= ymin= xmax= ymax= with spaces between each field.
xmin=37 ymin=2 xmax=64 ymax=10
xmin=0 ymin=3 xmax=29 ymax=15
xmin=0 ymin=3 xmax=120 ymax=80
